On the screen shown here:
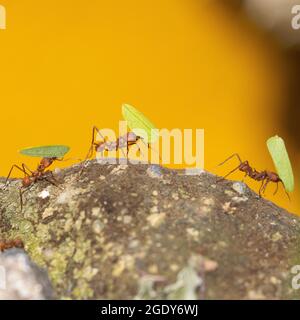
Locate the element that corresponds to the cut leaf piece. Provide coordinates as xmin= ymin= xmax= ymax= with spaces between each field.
xmin=122 ymin=104 xmax=159 ymax=143
xmin=267 ymin=135 xmax=294 ymax=192
xmin=19 ymin=145 xmax=70 ymax=158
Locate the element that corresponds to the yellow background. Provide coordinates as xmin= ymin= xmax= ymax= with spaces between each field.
xmin=0 ymin=0 xmax=299 ymax=214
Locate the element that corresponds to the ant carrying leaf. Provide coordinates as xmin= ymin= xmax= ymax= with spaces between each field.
xmin=3 ymin=145 xmax=70 ymax=211
xmin=80 ymin=126 xmax=146 ymax=175
xmin=217 ymin=148 xmax=291 ymax=200
xmin=80 ymin=105 xmax=161 ymax=174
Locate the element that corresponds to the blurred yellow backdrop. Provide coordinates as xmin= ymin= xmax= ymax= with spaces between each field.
xmin=0 ymin=0 xmax=298 ymax=214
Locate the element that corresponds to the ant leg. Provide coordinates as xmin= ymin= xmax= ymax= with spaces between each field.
xmin=125 ymin=143 xmax=144 ymax=158
xmin=93 ymin=126 xmax=107 ymax=142
xmin=44 ymin=178 xmax=62 ymax=189
xmin=148 ymin=143 xmax=162 ymax=161
xmin=19 ymin=187 xmax=24 ymax=212
xmin=80 ymin=145 xmax=94 ymax=176
xmin=134 ymin=142 xmax=146 ymax=159
xmin=260 ymin=179 xmax=270 ymax=197
xmin=241 ymin=172 xmax=248 ymax=183
xmin=218 ymin=153 xmax=242 ymax=167
xmin=21 ymin=163 xmax=33 ymax=175
xmin=46 ymin=171 xmax=61 ymax=186
xmin=273 ymin=182 xmax=279 ymax=196
xmin=18 ymin=184 xmax=35 ymax=212
xmin=3 ymin=165 xmax=29 ymax=187
xmin=80 ymin=126 xmax=109 ymax=175
xmin=280 ymin=181 xmax=291 ymax=201
xmin=42 ymin=171 xmax=63 ymax=190
xmin=217 ymin=165 xmax=240 ymax=182
xmin=259 ymin=180 xmax=265 ymax=197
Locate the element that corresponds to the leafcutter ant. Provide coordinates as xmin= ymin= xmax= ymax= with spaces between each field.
xmin=80 ymin=126 xmax=155 ymax=174
xmin=2 ymin=145 xmax=71 ymax=211
xmin=3 ymin=158 xmax=62 ymax=211
xmin=217 ymin=153 xmax=290 ymax=199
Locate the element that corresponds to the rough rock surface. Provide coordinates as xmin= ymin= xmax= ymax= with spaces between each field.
xmin=0 ymin=160 xmax=300 ymax=299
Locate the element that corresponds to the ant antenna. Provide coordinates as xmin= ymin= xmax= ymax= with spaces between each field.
xmin=218 ymin=153 xmax=242 ymax=167
xmin=94 ymin=126 xmax=107 ymax=142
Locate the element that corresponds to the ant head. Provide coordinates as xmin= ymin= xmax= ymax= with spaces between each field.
xmin=127 ymin=132 xmax=137 ymax=142
xmin=267 ymin=171 xmax=281 ymax=183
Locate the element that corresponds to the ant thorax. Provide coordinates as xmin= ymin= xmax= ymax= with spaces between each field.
xmin=96 ymin=141 xmax=117 ymax=152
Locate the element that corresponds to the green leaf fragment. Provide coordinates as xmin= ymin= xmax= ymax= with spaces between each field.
xmin=19 ymin=145 xmax=70 ymax=158
xmin=122 ymin=104 xmax=159 ymax=144
xmin=267 ymin=135 xmax=294 ymax=192
xmin=164 ymin=256 xmax=203 ymax=300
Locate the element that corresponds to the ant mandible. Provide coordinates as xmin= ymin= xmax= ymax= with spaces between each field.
xmin=3 ymin=157 xmax=62 ymax=211
xmin=217 ymin=153 xmax=290 ymax=199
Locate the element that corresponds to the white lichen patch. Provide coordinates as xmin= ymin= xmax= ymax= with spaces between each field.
xmin=150 ymin=206 xmax=158 ymax=213
xmin=170 ymin=264 xmax=180 ymax=272
xmin=42 ymin=207 xmax=55 ymax=220
xmin=92 ymin=220 xmax=104 ymax=234
xmin=152 ymin=190 xmax=158 ymax=196
xmin=92 ymin=207 xmax=101 ymax=216
xmin=148 ymin=264 xmax=159 ymax=274
xmin=224 ymin=190 xmax=235 ymax=197
xmin=271 ymin=232 xmax=283 ymax=242
xmin=232 ymin=182 xmax=247 ymax=195
xmin=110 ymin=165 xmax=128 ymax=175
xmin=232 ymin=196 xmax=248 ymax=203
xmin=247 ymin=290 xmax=266 ymax=300
xmin=73 ymin=264 xmax=98 ymax=281
xmin=74 ymin=211 xmax=86 ymax=231
xmin=172 ymin=193 xmax=179 ymax=200
xmin=38 ymin=190 xmax=50 ymax=199
xmin=183 ymin=168 xmax=205 ymax=176
xmin=200 ymin=257 xmax=218 ymax=272
xmin=222 ymin=202 xmax=237 ymax=215
xmin=147 ymin=213 xmax=166 ymax=228
xmin=56 ymin=189 xmax=74 ymax=204
xmin=112 ymin=255 xmax=135 ymax=277
xmin=146 ymin=166 xmax=163 ymax=179
xmin=123 ymin=215 xmax=132 ymax=224
xmin=199 ymin=206 xmax=211 ymax=214
xmin=202 ymin=197 xmax=215 ymax=206
xmin=186 ymin=228 xmax=200 ymax=240
xmin=164 ymin=256 xmax=203 ymax=300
